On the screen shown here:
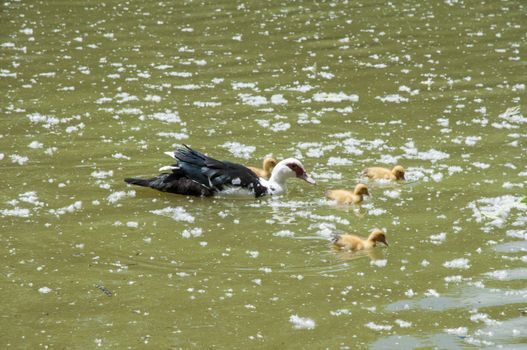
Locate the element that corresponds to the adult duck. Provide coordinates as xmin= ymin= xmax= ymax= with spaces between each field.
xmin=124 ymin=145 xmax=315 ymax=197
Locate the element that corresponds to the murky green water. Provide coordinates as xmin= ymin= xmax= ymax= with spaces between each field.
xmin=2 ymin=0 xmax=526 ymax=348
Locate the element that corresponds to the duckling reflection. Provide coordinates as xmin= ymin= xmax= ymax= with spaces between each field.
xmin=325 ymin=184 xmax=369 ymax=205
xmin=332 ymin=244 xmax=385 ymax=262
xmin=247 ymin=158 xmax=278 ymax=179
xmin=363 ymin=165 xmax=405 ymax=181
xmin=332 ymin=229 xmax=389 ymax=251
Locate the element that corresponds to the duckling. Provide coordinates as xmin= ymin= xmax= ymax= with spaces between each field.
xmin=363 ymin=165 xmax=405 ymax=181
xmin=332 ymin=229 xmax=389 ymax=251
xmin=247 ymin=158 xmax=278 ymax=179
xmin=325 ymin=184 xmax=369 ymax=204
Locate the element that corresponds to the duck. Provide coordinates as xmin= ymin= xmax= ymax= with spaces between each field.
xmin=247 ymin=158 xmax=278 ymax=179
xmin=363 ymin=165 xmax=405 ymax=181
xmin=332 ymin=229 xmax=389 ymax=251
xmin=325 ymin=184 xmax=369 ymax=204
xmin=124 ymin=145 xmax=315 ymax=198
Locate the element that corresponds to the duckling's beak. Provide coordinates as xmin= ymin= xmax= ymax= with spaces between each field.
xmin=302 ymin=173 xmax=316 ymax=185
xmin=401 ymin=175 xmax=405 ymax=180
xmin=382 ymin=240 xmax=389 ymax=247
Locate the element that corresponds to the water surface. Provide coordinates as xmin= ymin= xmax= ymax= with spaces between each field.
xmin=1 ymin=0 xmax=526 ymax=348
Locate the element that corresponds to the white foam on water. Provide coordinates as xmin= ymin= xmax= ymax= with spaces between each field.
xmin=151 ymin=206 xmax=195 ymax=223
xmin=173 ymin=84 xmax=201 ymax=90
xmin=107 ymin=190 xmax=136 ymax=204
xmin=447 ymin=166 xmax=463 ymax=175
xmin=424 ymin=289 xmax=440 ymax=297
xmin=312 ymin=92 xmax=359 ymax=102
xmin=38 ymin=287 xmax=52 ymax=294
xmin=472 ymin=162 xmax=490 ymax=169
xmin=430 ymin=232 xmax=446 ymax=244
xmin=28 ymin=141 xmax=43 ymax=149
xmin=1 ymin=208 xmax=31 ymax=217
xmin=246 ymin=250 xmax=259 ymax=258
xmin=499 ymin=106 xmax=526 ymax=124
xmin=368 ymin=208 xmax=387 ymax=216
xmin=384 ymin=190 xmax=400 ymax=198
xmin=330 ymin=309 xmax=351 ymax=316
xmin=112 ymin=153 xmax=131 ymax=160
xmin=376 ymin=94 xmax=409 ymax=103
xmin=117 ymin=108 xmax=142 ymax=115
xmin=443 ymin=258 xmax=471 ymax=269
xmin=405 ymin=289 xmax=415 ymax=297
xmin=19 ymin=192 xmax=43 ymax=206
xmin=470 ymin=313 xmax=501 ymax=326
xmin=395 ymin=319 xmax=412 ymax=328
xmin=444 ymin=275 xmax=463 ymax=283
xmin=221 ymin=142 xmax=255 ymax=159
xmin=193 ymin=101 xmax=221 ymax=107
xmin=181 ymin=227 xmax=202 ymax=238
xmin=467 ymin=195 xmax=526 ymax=226
xmin=10 ymin=154 xmax=29 ymax=165
xmin=365 ymin=322 xmax=392 ymax=331
xmin=145 ymin=95 xmax=161 ymax=102
xmin=398 ymin=85 xmax=419 ymax=95
xmin=271 ymin=94 xmax=287 ymax=105
xmin=370 ymin=259 xmax=387 ymax=267
xmin=483 ymin=267 xmax=507 ymax=279
xmin=273 ymin=230 xmax=295 ymax=237
xmin=238 ymin=93 xmax=268 ymax=106
xmin=49 ymin=201 xmax=82 ymax=216
xmin=506 ymin=229 xmax=527 ymax=240
xmin=444 ymin=327 xmax=468 ymax=336
xmin=91 ymin=170 xmax=113 ymax=179
xmin=289 ymin=315 xmax=316 ymax=329
xmin=415 ymin=149 xmax=450 ymax=163
xmin=126 ymin=221 xmax=139 ymax=228
xmin=270 ymin=122 xmax=290 ymax=132
xmin=284 ymin=84 xmax=313 ymax=92
xmin=166 ymin=71 xmax=192 ymax=77
xmin=157 ymin=132 xmax=189 ymax=140
xmin=232 ymin=81 xmax=257 ymax=90
xmin=327 ymin=157 xmax=353 ymax=166
xmin=311 ymin=171 xmax=342 ymax=179
xmin=151 ymin=110 xmax=181 ymax=123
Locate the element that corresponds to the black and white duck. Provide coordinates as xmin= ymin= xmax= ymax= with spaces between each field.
xmin=124 ymin=145 xmax=315 ymax=197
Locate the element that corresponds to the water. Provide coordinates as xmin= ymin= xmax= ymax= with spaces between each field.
xmin=1 ymin=0 xmax=526 ymax=348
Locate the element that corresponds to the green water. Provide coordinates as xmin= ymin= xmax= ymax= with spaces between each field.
xmin=1 ymin=0 xmax=526 ymax=348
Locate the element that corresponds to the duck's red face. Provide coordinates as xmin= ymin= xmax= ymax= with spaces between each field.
xmin=287 ymin=162 xmax=316 ymax=184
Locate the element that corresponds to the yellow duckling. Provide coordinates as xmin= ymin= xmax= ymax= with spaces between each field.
xmin=363 ymin=165 xmax=405 ymax=180
xmin=325 ymin=184 xmax=369 ymax=204
xmin=247 ymin=158 xmax=278 ymax=179
xmin=332 ymin=229 xmax=389 ymax=251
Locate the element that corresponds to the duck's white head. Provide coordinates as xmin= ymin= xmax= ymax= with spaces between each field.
xmin=269 ymin=158 xmax=316 ymax=185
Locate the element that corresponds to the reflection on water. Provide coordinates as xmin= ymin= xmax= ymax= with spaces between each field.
xmin=1 ymin=0 xmax=526 ymax=348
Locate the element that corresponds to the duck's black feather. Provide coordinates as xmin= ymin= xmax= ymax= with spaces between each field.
xmin=124 ymin=173 xmax=214 ymax=197
xmin=125 ymin=145 xmax=268 ymax=197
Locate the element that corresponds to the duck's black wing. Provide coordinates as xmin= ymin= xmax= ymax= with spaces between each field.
xmin=124 ymin=173 xmax=214 ymax=197
xmin=171 ymin=145 xmax=268 ymax=197
xmin=124 ymin=146 xmax=268 ymax=197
